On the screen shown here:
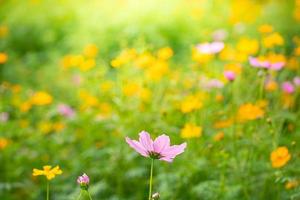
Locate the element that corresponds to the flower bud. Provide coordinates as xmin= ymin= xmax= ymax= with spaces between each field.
xmin=77 ymin=173 xmax=89 ymax=190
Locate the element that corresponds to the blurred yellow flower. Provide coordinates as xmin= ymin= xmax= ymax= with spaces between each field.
xmin=229 ymin=0 xmax=261 ymax=24
xmin=38 ymin=121 xmax=53 ymax=134
xmin=134 ymin=52 xmax=155 ymax=68
xmin=157 ymin=47 xmax=173 ymax=60
xmin=52 ymin=122 xmax=65 ymax=132
xmin=0 ymin=25 xmax=8 ymax=38
xmin=281 ymin=94 xmax=295 ymax=109
xmin=213 ymin=119 xmax=233 ymax=129
xmin=265 ymin=80 xmax=278 ymax=92
xmin=285 ymin=180 xmax=298 ymax=190
xmin=79 ymin=59 xmax=96 ymax=71
xmin=111 ymin=48 xmax=136 ymax=68
xmin=236 ymin=38 xmax=259 ymax=55
xmin=270 ymin=146 xmax=291 ymax=168
xmin=180 ymin=94 xmax=203 ymax=113
xmin=0 ymin=52 xmax=8 ymax=64
xmin=31 ymin=92 xmax=53 ymax=106
xmin=213 ymin=132 xmax=225 ymax=142
xmin=180 ymin=123 xmax=202 ymax=139
xmin=0 ymin=138 xmax=9 ymax=150
xmin=262 ymin=32 xmax=284 ymax=48
xmin=258 ymin=24 xmax=273 ymax=34
xmin=145 ymin=60 xmax=169 ymax=81
xmin=237 ymin=103 xmax=264 ymax=122
xmin=122 ymin=82 xmax=140 ymax=97
xmin=19 ymin=101 xmax=32 ymax=112
xmin=83 ymin=44 xmax=98 ymax=58
xmin=32 ymin=165 xmax=62 ymax=180
xmin=224 ymin=63 xmax=242 ymax=75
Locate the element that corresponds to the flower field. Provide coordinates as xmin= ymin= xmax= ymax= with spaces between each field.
xmin=1 ymin=0 xmax=300 ymax=199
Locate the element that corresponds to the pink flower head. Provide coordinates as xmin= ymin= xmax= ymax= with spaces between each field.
xmin=196 ymin=42 xmax=224 ymax=54
xmin=77 ymin=173 xmax=90 ymax=186
xmin=125 ymin=131 xmax=187 ymax=163
xmin=282 ymin=82 xmax=295 ymax=94
xmin=293 ymin=76 xmax=300 ymax=87
xmin=249 ymin=57 xmax=285 ymax=71
xmin=224 ymin=71 xmax=236 ymax=81
xmin=57 ymin=104 xmax=75 ymax=118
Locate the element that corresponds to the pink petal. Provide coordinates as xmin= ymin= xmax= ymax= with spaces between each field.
xmin=125 ymin=137 xmax=149 ymax=157
xmin=153 ymin=134 xmax=170 ymax=153
xmin=159 ymin=157 xmax=174 ymax=163
xmin=161 ymin=142 xmax=187 ymax=159
xmin=270 ymin=62 xmax=285 ymax=71
xmin=139 ymin=131 xmax=154 ymax=152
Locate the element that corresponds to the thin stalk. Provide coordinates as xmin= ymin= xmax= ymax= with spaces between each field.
xmin=76 ymin=191 xmax=82 ymax=200
xmin=88 ymin=191 xmax=93 ymax=200
xmin=46 ymin=181 xmax=49 ymax=200
xmin=148 ymin=159 xmax=154 ymax=200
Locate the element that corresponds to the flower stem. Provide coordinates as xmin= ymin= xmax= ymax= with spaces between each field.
xmin=76 ymin=190 xmax=82 ymax=200
xmin=46 ymin=181 xmax=49 ymax=200
xmin=148 ymin=159 xmax=154 ymax=200
xmin=88 ymin=191 xmax=93 ymax=200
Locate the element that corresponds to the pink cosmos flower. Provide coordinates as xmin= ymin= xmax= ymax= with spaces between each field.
xmin=77 ymin=173 xmax=90 ymax=185
xmin=293 ymin=76 xmax=300 ymax=87
xmin=57 ymin=104 xmax=75 ymax=118
xmin=224 ymin=71 xmax=236 ymax=81
xmin=196 ymin=42 xmax=224 ymax=54
xmin=126 ymin=131 xmax=187 ymax=163
xmin=249 ymin=57 xmax=285 ymax=71
xmin=282 ymin=82 xmax=295 ymax=94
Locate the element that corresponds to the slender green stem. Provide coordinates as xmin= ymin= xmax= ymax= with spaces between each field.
xmin=259 ymin=70 xmax=266 ymax=99
xmin=148 ymin=159 xmax=154 ymax=200
xmin=88 ymin=191 xmax=93 ymax=200
xmin=76 ymin=190 xmax=82 ymax=200
xmin=46 ymin=181 xmax=49 ymax=200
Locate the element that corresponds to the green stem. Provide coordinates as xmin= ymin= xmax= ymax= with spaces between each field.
xmin=259 ymin=70 xmax=266 ymax=99
xmin=76 ymin=190 xmax=82 ymax=200
xmin=46 ymin=181 xmax=49 ymax=200
xmin=148 ymin=159 xmax=154 ymax=200
xmin=88 ymin=191 xmax=93 ymax=200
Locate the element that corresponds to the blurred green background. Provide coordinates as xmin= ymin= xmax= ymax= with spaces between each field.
xmin=1 ymin=0 xmax=300 ymax=199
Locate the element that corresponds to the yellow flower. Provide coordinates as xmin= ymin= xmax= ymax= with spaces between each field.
xmin=145 ymin=60 xmax=169 ymax=81
xmin=180 ymin=94 xmax=203 ymax=113
xmin=270 ymin=147 xmax=291 ymax=168
xmin=30 ymin=92 xmax=53 ymax=106
xmin=0 ymin=52 xmax=8 ymax=64
xmin=83 ymin=44 xmax=98 ymax=58
xmin=32 ymin=165 xmax=62 ymax=180
xmin=122 ymin=82 xmax=140 ymax=97
xmin=192 ymin=48 xmax=213 ymax=63
xmin=237 ymin=103 xmax=264 ymax=122
xmin=157 ymin=47 xmax=173 ymax=60
xmin=180 ymin=123 xmax=202 ymax=139
xmin=0 ymin=138 xmax=9 ymax=150
xmin=285 ymin=180 xmax=298 ymax=190
xmin=38 ymin=121 xmax=53 ymax=134
xmin=281 ymin=94 xmax=295 ymax=109
xmin=19 ymin=101 xmax=32 ymax=112
xmin=213 ymin=132 xmax=225 ymax=142
xmin=262 ymin=32 xmax=284 ymax=48
xmin=265 ymin=80 xmax=278 ymax=92
xmin=0 ymin=25 xmax=8 ymax=38
xmin=224 ymin=63 xmax=242 ymax=75
xmin=258 ymin=24 xmax=273 ymax=34
xmin=79 ymin=59 xmax=96 ymax=71
xmin=52 ymin=122 xmax=65 ymax=132
xmin=134 ymin=52 xmax=155 ymax=68
xmin=213 ymin=119 xmax=233 ymax=129
xmin=111 ymin=48 xmax=136 ymax=68
xmin=236 ymin=38 xmax=259 ymax=55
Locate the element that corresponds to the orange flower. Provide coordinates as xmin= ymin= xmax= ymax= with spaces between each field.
xmin=270 ymin=146 xmax=291 ymax=168
xmin=237 ymin=103 xmax=264 ymax=122
xmin=213 ymin=132 xmax=225 ymax=142
xmin=0 ymin=52 xmax=8 ymax=64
